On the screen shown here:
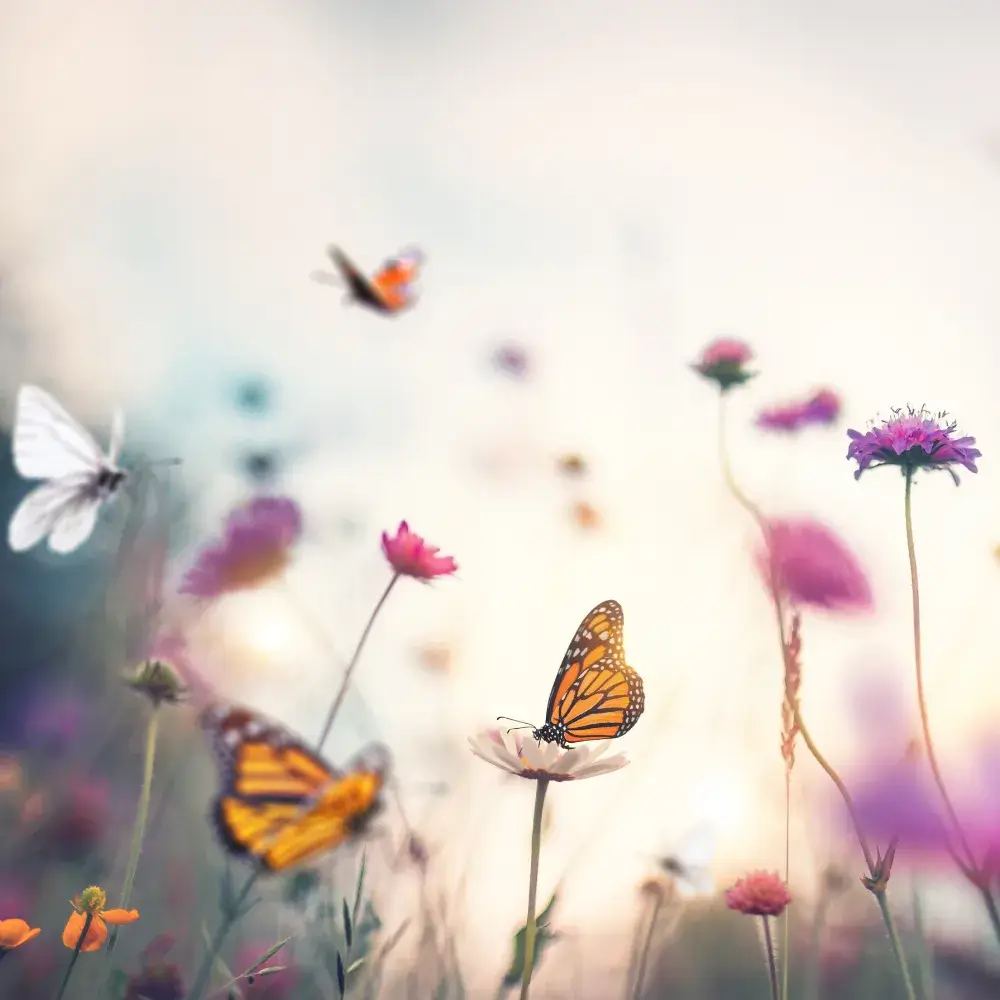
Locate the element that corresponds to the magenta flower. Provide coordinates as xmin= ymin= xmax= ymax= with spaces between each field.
xmin=691 ymin=338 xmax=756 ymax=391
xmin=381 ymin=521 xmax=457 ymax=580
xmin=179 ymin=496 xmax=302 ymax=598
xmin=757 ymin=517 xmax=873 ymax=613
xmin=757 ymin=388 xmax=842 ymax=433
xmin=847 ymin=406 xmax=981 ymax=483
xmin=724 ymin=871 xmax=791 ymax=917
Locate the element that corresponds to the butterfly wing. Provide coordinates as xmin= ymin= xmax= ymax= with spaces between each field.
xmin=48 ymin=499 xmax=102 ymax=554
xmin=13 ymin=385 xmax=105 ymax=480
xmin=659 ymin=822 xmax=717 ymax=897
xmin=545 ymin=600 xmax=645 ymax=744
xmin=7 ymin=476 xmax=95 ymax=552
xmin=327 ymin=246 xmax=390 ymax=312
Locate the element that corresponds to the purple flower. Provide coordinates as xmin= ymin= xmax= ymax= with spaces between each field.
xmin=179 ymin=496 xmax=303 ymax=599
xmin=691 ymin=338 xmax=756 ymax=391
xmin=757 ymin=388 xmax=842 ymax=433
xmin=846 ymin=406 xmax=981 ymax=483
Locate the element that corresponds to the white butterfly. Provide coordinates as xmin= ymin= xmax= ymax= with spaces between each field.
xmin=8 ymin=384 xmax=127 ymax=554
xmin=655 ymin=821 xmax=717 ymax=898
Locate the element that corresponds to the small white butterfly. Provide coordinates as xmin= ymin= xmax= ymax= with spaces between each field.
xmin=656 ymin=821 xmax=717 ymax=898
xmin=8 ymin=384 xmax=128 ymax=554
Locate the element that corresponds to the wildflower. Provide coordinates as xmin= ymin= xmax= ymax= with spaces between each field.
xmin=0 ymin=919 xmax=40 ymax=953
xmin=860 ymin=838 xmax=898 ymax=894
xmin=468 ymin=728 xmax=629 ymax=782
xmin=179 ymin=496 xmax=303 ymax=598
xmin=846 ymin=406 xmax=981 ymax=483
xmin=62 ymin=886 xmax=139 ymax=952
xmin=691 ymin=338 xmax=755 ymax=391
xmin=757 ymin=388 xmax=842 ymax=432
xmin=125 ymin=935 xmax=185 ymax=1000
xmin=381 ymin=520 xmax=457 ymax=580
xmin=724 ymin=871 xmax=791 ymax=917
xmin=758 ymin=517 xmax=873 ymax=613
xmin=125 ymin=658 xmax=187 ymax=707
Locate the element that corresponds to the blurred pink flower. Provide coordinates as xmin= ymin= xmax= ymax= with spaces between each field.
xmin=42 ymin=777 xmax=110 ymax=860
xmin=847 ymin=406 xmax=981 ymax=483
xmin=233 ymin=939 xmax=299 ymax=997
xmin=126 ymin=935 xmax=185 ymax=1000
xmin=691 ymin=338 xmax=755 ymax=392
xmin=179 ymin=496 xmax=302 ymax=598
xmin=757 ymin=517 xmax=873 ymax=613
xmin=724 ymin=871 xmax=791 ymax=917
xmin=381 ymin=521 xmax=457 ymax=580
xmin=757 ymin=388 xmax=842 ymax=433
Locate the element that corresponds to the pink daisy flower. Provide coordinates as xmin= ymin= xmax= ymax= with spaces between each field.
xmin=847 ymin=406 xmax=981 ymax=484
xmin=757 ymin=517 xmax=873 ymax=613
xmin=179 ymin=497 xmax=302 ymax=598
xmin=691 ymin=338 xmax=756 ymax=391
xmin=724 ymin=871 xmax=791 ymax=917
xmin=381 ymin=521 xmax=457 ymax=581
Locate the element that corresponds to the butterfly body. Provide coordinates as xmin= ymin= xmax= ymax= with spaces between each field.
xmin=324 ymin=245 xmax=424 ymax=315
xmin=202 ymin=705 xmax=390 ymax=872
xmin=8 ymin=384 xmax=128 ymax=554
xmin=531 ymin=600 xmax=645 ymax=749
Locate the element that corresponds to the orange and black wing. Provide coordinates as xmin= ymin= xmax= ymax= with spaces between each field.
xmin=327 ymin=246 xmax=393 ymax=313
xmin=540 ymin=600 xmax=645 ymax=745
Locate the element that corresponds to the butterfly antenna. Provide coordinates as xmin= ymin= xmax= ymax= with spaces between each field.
xmin=496 ymin=716 xmax=536 ymax=734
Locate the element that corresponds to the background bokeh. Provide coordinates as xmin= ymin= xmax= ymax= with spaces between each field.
xmin=2 ymin=0 xmax=1000 ymax=996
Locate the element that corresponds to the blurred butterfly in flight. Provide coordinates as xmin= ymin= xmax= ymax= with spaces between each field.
xmin=312 ymin=245 xmax=425 ymax=316
xmin=500 ymin=600 xmax=645 ymax=749
xmin=655 ymin=821 xmax=717 ymax=898
xmin=201 ymin=704 xmax=391 ymax=872
xmin=8 ymin=384 xmax=129 ymax=554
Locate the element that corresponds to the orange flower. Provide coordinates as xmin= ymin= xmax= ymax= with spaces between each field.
xmin=0 ymin=919 xmax=40 ymax=950
xmin=61 ymin=887 xmax=138 ymax=953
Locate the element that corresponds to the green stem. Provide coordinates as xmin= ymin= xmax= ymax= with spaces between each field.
xmin=630 ymin=892 xmax=663 ymax=1000
xmin=874 ymin=890 xmax=918 ymax=1000
xmin=104 ymin=707 xmax=160 ymax=976
xmin=51 ymin=913 xmax=93 ymax=1000
xmin=761 ymin=916 xmax=780 ymax=1000
xmin=804 ymin=893 xmax=830 ymax=1000
xmin=316 ymin=573 xmax=400 ymax=754
xmin=912 ymin=880 xmax=935 ymax=1000
xmin=781 ymin=772 xmax=790 ymax=1000
xmin=519 ymin=779 xmax=550 ymax=1000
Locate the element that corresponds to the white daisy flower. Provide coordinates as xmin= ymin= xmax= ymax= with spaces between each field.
xmin=468 ymin=727 xmax=629 ymax=782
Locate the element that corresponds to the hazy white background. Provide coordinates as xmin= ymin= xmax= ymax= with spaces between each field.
xmin=2 ymin=0 xmax=1000 ymax=991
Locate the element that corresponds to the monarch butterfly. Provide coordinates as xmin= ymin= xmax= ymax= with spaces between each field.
xmin=201 ymin=705 xmax=391 ymax=872
xmin=502 ymin=600 xmax=644 ymax=749
xmin=315 ymin=245 xmax=424 ymax=315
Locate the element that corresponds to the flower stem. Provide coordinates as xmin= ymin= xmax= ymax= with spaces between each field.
xmin=874 ymin=889 xmax=918 ymax=1000
xmin=519 ymin=778 xmax=550 ymax=1000
xmin=316 ymin=573 xmax=400 ymax=755
xmin=781 ymin=772 xmax=790 ymax=1000
xmin=104 ymin=706 xmax=160 ymax=977
xmin=51 ymin=913 xmax=93 ymax=1000
xmin=630 ymin=892 xmax=663 ymax=1000
xmin=761 ymin=916 xmax=780 ymax=1000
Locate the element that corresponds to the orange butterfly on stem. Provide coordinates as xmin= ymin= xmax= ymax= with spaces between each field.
xmin=500 ymin=600 xmax=645 ymax=749
xmin=312 ymin=245 xmax=425 ymax=316
xmin=200 ymin=705 xmax=391 ymax=872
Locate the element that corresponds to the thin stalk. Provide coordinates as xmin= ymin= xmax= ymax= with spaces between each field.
xmin=519 ymin=778 xmax=550 ymax=1000
xmin=912 ymin=880 xmax=935 ymax=1000
xmin=103 ymin=707 xmax=160 ymax=978
xmin=761 ymin=916 xmax=780 ymax=1000
xmin=316 ymin=573 xmax=400 ymax=754
xmin=781 ymin=771 xmax=790 ymax=1000
xmin=804 ymin=892 xmax=831 ymax=1000
xmin=630 ymin=892 xmax=663 ymax=1000
xmin=874 ymin=891 xmax=918 ymax=1000
xmin=51 ymin=913 xmax=93 ymax=1000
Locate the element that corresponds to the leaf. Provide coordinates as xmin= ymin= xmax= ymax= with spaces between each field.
xmin=343 ymin=897 xmax=353 ymax=949
xmin=352 ymin=851 xmax=367 ymax=929
xmin=335 ymin=951 xmax=346 ymax=997
xmin=500 ymin=891 xmax=560 ymax=988
xmin=252 ymin=965 xmax=289 ymax=977
xmin=241 ymin=935 xmax=292 ymax=975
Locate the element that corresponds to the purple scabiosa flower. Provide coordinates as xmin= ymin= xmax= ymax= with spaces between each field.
xmin=691 ymin=338 xmax=756 ymax=391
xmin=757 ymin=517 xmax=873 ymax=614
xmin=757 ymin=388 xmax=842 ymax=433
xmin=179 ymin=496 xmax=303 ymax=599
xmin=846 ymin=406 xmax=981 ymax=483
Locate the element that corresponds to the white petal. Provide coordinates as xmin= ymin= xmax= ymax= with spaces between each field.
xmin=571 ymin=755 xmax=630 ymax=780
xmin=468 ymin=735 xmax=519 ymax=773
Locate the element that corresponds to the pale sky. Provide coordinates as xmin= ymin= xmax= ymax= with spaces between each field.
xmin=3 ymin=0 xmax=1000 ymax=991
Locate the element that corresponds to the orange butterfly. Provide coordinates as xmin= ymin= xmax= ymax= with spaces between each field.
xmin=317 ymin=245 xmax=424 ymax=315
xmin=503 ymin=600 xmax=645 ymax=748
xmin=201 ymin=705 xmax=390 ymax=872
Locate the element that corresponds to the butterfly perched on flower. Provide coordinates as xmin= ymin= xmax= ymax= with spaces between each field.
xmin=201 ymin=705 xmax=391 ymax=872
xmin=8 ymin=384 xmax=128 ymax=554
xmin=503 ymin=600 xmax=644 ymax=749
xmin=313 ymin=245 xmax=424 ymax=316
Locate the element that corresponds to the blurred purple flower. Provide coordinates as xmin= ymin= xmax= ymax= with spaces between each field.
xmin=757 ymin=388 xmax=842 ymax=433
xmin=179 ymin=496 xmax=303 ymax=598
xmin=691 ymin=338 xmax=756 ymax=391
xmin=125 ymin=934 xmax=185 ymax=1000
xmin=233 ymin=939 xmax=299 ymax=997
xmin=21 ymin=690 xmax=84 ymax=753
xmin=757 ymin=517 xmax=873 ymax=613
xmin=847 ymin=406 xmax=981 ymax=483
xmin=493 ymin=342 xmax=530 ymax=379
